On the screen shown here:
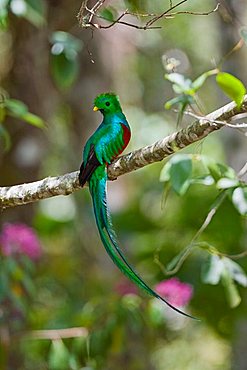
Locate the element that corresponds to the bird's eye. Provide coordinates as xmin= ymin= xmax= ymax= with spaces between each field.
xmin=105 ymin=101 xmax=110 ymax=106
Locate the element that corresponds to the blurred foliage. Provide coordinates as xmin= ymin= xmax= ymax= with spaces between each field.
xmin=50 ymin=31 xmax=83 ymax=90
xmin=0 ymin=0 xmax=247 ymax=369
xmin=0 ymin=95 xmax=45 ymax=150
xmin=165 ymin=69 xmax=246 ymax=123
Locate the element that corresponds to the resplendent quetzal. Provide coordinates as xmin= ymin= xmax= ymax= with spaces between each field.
xmin=79 ymin=93 xmax=196 ymax=319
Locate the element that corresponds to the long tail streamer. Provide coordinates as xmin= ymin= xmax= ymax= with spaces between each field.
xmin=89 ymin=167 xmax=198 ymax=320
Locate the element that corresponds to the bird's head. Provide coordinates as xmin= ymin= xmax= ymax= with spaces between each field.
xmin=93 ymin=93 xmax=122 ymax=115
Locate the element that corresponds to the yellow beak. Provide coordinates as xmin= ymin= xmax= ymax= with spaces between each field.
xmin=93 ymin=106 xmax=99 ymax=111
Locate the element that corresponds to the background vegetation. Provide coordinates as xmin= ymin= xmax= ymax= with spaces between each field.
xmin=0 ymin=0 xmax=247 ymax=369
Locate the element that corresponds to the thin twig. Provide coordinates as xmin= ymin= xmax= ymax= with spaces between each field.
xmin=238 ymin=162 xmax=247 ymax=178
xmin=219 ymin=250 xmax=247 ymax=260
xmin=77 ymin=0 xmax=220 ymax=30
xmin=168 ymin=2 xmax=220 ymax=18
xmin=181 ymin=109 xmax=247 ymax=129
xmin=145 ymin=0 xmax=189 ymax=28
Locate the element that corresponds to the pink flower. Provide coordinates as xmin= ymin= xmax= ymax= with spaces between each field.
xmin=0 ymin=223 xmax=42 ymax=260
xmin=115 ymin=279 xmax=138 ymax=296
xmin=155 ymin=278 xmax=193 ymax=307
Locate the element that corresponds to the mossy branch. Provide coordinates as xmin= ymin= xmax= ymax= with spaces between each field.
xmin=0 ymin=96 xmax=247 ymax=210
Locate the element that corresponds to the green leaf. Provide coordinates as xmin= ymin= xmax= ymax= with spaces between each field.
xmin=0 ymin=123 xmax=11 ymax=151
xmin=216 ymin=72 xmax=246 ymax=108
xmin=217 ymin=178 xmax=240 ymax=189
xmin=48 ymin=340 xmax=70 ymax=370
xmin=10 ymin=0 xmax=46 ymax=27
xmin=202 ymin=156 xmax=236 ymax=182
xmin=169 ymin=154 xmax=192 ymax=195
xmin=165 ymin=94 xmax=194 ymax=111
xmin=148 ymin=300 xmax=165 ymax=326
xmin=159 ymin=161 xmax=171 ymax=182
xmin=0 ymin=0 xmax=8 ymax=29
xmin=4 ymin=98 xmax=45 ymax=128
xmin=50 ymin=32 xmax=82 ymax=90
xmin=5 ymin=98 xmax=28 ymax=116
xmin=164 ymin=96 xmax=183 ymax=110
xmin=240 ymin=27 xmax=247 ymax=46
xmin=100 ymin=6 xmax=117 ymax=22
xmin=0 ymin=105 xmax=6 ymax=122
xmin=201 ymin=254 xmax=224 ymax=285
xmin=201 ymin=156 xmax=219 ymax=181
xmin=232 ymin=187 xmax=247 ymax=216
xmin=21 ymin=112 xmax=45 ymax=128
xmin=51 ymin=53 xmax=79 ymax=89
xmin=191 ymin=73 xmax=209 ymax=91
xmin=221 ymin=267 xmax=241 ymax=308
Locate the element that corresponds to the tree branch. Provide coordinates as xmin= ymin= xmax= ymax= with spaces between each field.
xmin=77 ymin=0 xmax=219 ymax=30
xmin=0 ymin=96 xmax=247 ymax=210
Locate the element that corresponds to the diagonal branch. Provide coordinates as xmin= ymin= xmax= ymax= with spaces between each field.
xmin=0 ymin=96 xmax=247 ymax=210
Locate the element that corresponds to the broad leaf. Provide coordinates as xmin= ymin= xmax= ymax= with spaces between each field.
xmin=169 ymin=154 xmax=192 ymax=195
xmin=50 ymin=32 xmax=82 ymax=89
xmin=10 ymin=0 xmax=46 ymax=27
xmin=22 ymin=112 xmax=45 ymax=128
xmin=48 ymin=340 xmax=70 ymax=370
xmin=202 ymin=156 xmax=236 ymax=181
xmin=100 ymin=6 xmax=117 ymax=22
xmin=216 ymin=72 xmax=246 ymax=108
xmin=159 ymin=161 xmax=171 ymax=182
xmin=51 ymin=53 xmax=79 ymax=89
xmin=5 ymin=99 xmax=28 ymax=116
xmin=4 ymin=98 xmax=45 ymax=128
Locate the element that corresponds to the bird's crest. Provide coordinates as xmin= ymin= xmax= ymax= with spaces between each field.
xmin=93 ymin=93 xmax=122 ymax=113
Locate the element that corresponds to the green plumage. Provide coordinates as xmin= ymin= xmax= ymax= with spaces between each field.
xmin=79 ymin=93 xmax=197 ymax=320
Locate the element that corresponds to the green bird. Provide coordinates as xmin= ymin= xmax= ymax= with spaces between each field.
xmin=79 ymin=93 xmax=196 ymax=319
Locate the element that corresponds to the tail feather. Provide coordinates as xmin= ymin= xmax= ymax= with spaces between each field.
xmin=89 ymin=168 xmax=198 ymax=320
